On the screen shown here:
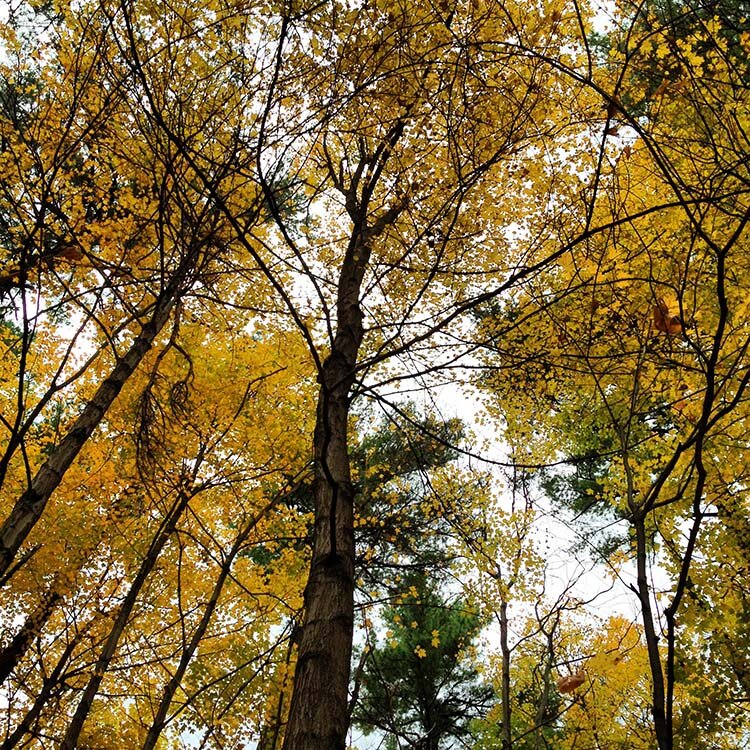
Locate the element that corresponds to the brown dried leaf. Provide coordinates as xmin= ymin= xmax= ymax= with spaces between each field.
xmin=653 ymin=298 xmax=682 ymax=335
xmin=557 ymin=671 xmax=586 ymax=694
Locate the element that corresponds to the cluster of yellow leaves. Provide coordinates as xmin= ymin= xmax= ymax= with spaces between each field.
xmin=4 ymin=126 xmax=312 ymax=652
xmin=5 ymin=0 xmax=750 ymax=745
xmin=554 ymin=616 xmax=655 ymax=749
xmin=1 ymin=302 xmax=316 ymax=742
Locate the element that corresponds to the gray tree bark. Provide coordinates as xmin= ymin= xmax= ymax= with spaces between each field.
xmin=0 ymin=281 xmax=185 ymax=579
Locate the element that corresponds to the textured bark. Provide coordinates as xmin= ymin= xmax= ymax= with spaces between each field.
xmin=281 ymin=361 xmax=357 ymax=750
xmin=281 ymin=228 xmax=370 ymax=749
xmin=0 ymin=286 xmax=182 ymax=580
xmin=278 ymin=91 xmax=406 ymax=744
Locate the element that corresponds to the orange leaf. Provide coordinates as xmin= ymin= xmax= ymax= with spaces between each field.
xmin=57 ymin=245 xmax=84 ymax=262
xmin=557 ymin=671 xmax=586 ymax=694
xmin=653 ymin=298 xmax=682 ymax=335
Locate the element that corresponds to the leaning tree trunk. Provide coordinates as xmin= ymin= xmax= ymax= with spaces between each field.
xmin=0 ymin=271 xmax=190 ymax=579
xmin=60 ymin=483 xmax=195 ymax=749
xmin=141 ymin=498 xmax=280 ymax=750
xmin=0 ymin=578 xmax=62 ymax=683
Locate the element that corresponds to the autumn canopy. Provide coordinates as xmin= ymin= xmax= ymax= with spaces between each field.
xmin=0 ymin=0 xmax=748 ymax=748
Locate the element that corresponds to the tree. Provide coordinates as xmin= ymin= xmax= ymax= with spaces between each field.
xmin=354 ymin=572 xmax=492 ymax=750
xmin=109 ymin=2 xmax=605 ymax=745
xmin=248 ymin=407 xmax=489 ymax=748
xmin=541 ymin=615 xmax=655 ymax=750
xmin=5 ymin=0 xmax=748 ymax=747
xmin=0 ymin=317 xmax=315 ymax=747
xmin=478 ymin=0 xmax=750 ymax=745
xmin=0 ymin=0 xmax=277 ymax=580
xmin=0 ymin=4 xmax=314 ymax=745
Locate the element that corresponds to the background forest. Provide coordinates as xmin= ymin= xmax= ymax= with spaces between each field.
xmin=0 ymin=0 xmax=749 ymax=747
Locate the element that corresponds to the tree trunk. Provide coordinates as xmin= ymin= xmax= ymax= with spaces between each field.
xmin=280 ymin=362 xmax=356 ymax=750
xmin=1 ymin=628 xmax=85 ymax=749
xmin=499 ymin=599 xmax=512 ymax=750
xmin=279 ymin=100 xmax=405 ymax=744
xmin=634 ymin=518 xmax=670 ymax=750
xmin=0 ymin=284 xmax=183 ymax=580
xmin=142 ymin=499 xmax=278 ymax=750
xmin=0 ymin=580 xmax=62 ymax=683
xmin=61 ymin=485 xmax=193 ymax=749
xmin=281 ymin=222 xmax=372 ymax=748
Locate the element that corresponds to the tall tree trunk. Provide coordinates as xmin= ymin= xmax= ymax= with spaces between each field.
xmin=281 ymin=217 xmax=376 ymax=748
xmin=280 ymin=360 xmax=357 ymax=750
xmin=634 ymin=517 xmax=670 ymax=750
xmin=277 ymin=97 xmax=404 ymax=746
xmin=499 ymin=599 xmax=512 ymax=750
